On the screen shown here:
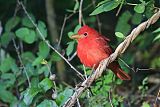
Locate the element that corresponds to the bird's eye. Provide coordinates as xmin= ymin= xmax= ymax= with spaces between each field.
xmin=84 ymin=32 xmax=88 ymax=36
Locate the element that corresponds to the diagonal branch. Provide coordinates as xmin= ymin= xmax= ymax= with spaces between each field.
xmin=63 ymin=9 xmax=160 ymax=107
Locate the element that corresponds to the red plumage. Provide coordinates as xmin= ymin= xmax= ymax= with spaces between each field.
xmin=73 ymin=25 xmax=131 ymax=80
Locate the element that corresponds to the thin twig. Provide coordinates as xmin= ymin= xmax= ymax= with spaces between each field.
xmin=116 ymin=0 xmax=124 ymax=16
xmin=57 ymin=15 xmax=67 ymax=47
xmin=0 ymin=21 xmax=2 ymax=36
xmin=63 ymin=9 xmax=160 ymax=107
xmin=46 ymin=63 xmax=58 ymax=99
xmin=118 ymin=58 xmax=135 ymax=72
xmin=68 ymin=51 xmax=77 ymax=61
xmin=79 ymin=0 xmax=84 ymax=26
xmin=46 ymin=62 xmax=52 ymax=76
xmin=119 ymin=58 xmax=156 ymax=73
xmin=108 ymin=89 xmax=114 ymax=107
xmin=126 ymin=3 xmax=137 ymax=6
xmin=17 ymin=1 xmax=85 ymax=80
xmin=83 ymin=65 xmax=87 ymax=79
xmin=135 ymin=68 xmax=155 ymax=72
xmin=12 ymin=2 xmax=31 ymax=87
xmin=12 ymin=39 xmax=31 ymax=87
xmin=76 ymin=98 xmax=81 ymax=107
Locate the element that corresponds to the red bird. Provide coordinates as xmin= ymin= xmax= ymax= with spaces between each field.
xmin=71 ymin=25 xmax=131 ymax=80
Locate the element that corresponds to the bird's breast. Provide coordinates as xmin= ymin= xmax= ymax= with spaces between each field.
xmin=77 ymin=38 xmax=110 ymax=68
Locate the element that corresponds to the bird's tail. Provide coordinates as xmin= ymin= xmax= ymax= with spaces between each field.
xmin=108 ymin=62 xmax=131 ymax=80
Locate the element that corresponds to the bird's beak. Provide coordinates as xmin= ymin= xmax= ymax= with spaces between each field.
xmin=70 ymin=34 xmax=82 ymax=40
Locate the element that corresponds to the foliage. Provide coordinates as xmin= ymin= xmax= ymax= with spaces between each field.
xmin=0 ymin=0 xmax=159 ymax=106
xmin=138 ymin=77 xmax=149 ymax=96
xmin=83 ymin=70 xmax=124 ymax=106
xmin=90 ymin=0 xmax=122 ymax=15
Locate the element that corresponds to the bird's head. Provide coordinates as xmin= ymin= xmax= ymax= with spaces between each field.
xmin=71 ymin=25 xmax=99 ymax=41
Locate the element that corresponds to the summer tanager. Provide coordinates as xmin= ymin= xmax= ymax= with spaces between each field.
xmin=71 ymin=25 xmax=131 ymax=80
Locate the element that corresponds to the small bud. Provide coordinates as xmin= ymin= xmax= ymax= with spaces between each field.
xmin=50 ymin=74 xmax=56 ymax=81
xmin=52 ymin=89 xmax=57 ymax=99
xmin=41 ymin=59 xmax=48 ymax=65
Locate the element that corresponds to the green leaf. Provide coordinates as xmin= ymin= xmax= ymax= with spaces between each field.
xmin=66 ymin=9 xmax=75 ymax=13
xmin=15 ymin=101 xmax=26 ymax=107
xmin=5 ymin=16 xmax=20 ymax=32
xmin=32 ymin=56 xmax=44 ymax=66
xmin=144 ymin=0 xmax=155 ymax=18
xmin=0 ymin=89 xmax=17 ymax=104
xmin=38 ymin=41 xmax=50 ymax=58
xmin=134 ymin=4 xmax=145 ymax=13
xmin=25 ymin=63 xmax=36 ymax=76
xmin=142 ymin=77 xmax=148 ymax=85
xmin=22 ymin=16 xmax=34 ymax=28
xmin=37 ymin=100 xmax=58 ymax=107
xmin=31 ymin=77 xmax=39 ymax=88
xmin=56 ymin=88 xmax=73 ymax=106
xmin=0 ymin=56 xmax=15 ymax=73
xmin=39 ymin=78 xmax=53 ymax=92
xmin=97 ymin=0 xmax=111 ymax=7
xmin=115 ymin=11 xmax=132 ymax=35
xmin=90 ymin=0 xmax=120 ymax=15
xmin=131 ymin=13 xmax=142 ymax=25
xmin=140 ymin=0 xmax=145 ymax=3
xmin=153 ymin=27 xmax=160 ymax=33
xmin=25 ymin=29 xmax=36 ymax=43
xmin=74 ymin=24 xmax=81 ymax=33
xmin=112 ymin=98 xmax=119 ymax=106
xmin=11 ymin=62 xmax=19 ymax=74
xmin=103 ymin=85 xmax=111 ymax=91
xmin=1 ymin=32 xmax=14 ymax=47
xmin=90 ymin=4 xmax=104 ymax=15
xmin=1 ymin=73 xmax=16 ymax=86
xmin=23 ymin=87 xmax=41 ymax=105
xmin=103 ymin=0 xmax=120 ymax=12
xmin=103 ymin=70 xmax=114 ymax=84
xmin=37 ymin=20 xmax=47 ymax=39
xmin=68 ymin=31 xmax=74 ymax=38
xmin=21 ymin=51 xmax=36 ymax=64
xmin=66 ymin=41 xmax=75 ymax=56
xmin=73 ymin=0 xmax=79 ymax=11
xmin=153 ymin=34 xmax=160 ymax=42
xmin=142 ymin=102 xmax=150 ymax=107
xmin=118 ymin=58 xmax=130 ymax=74
xmin=51 ymin=52 xmax=62 ymax=61
xmin=63 ymin=88 xmax=73 ymax=98
xmin=38 ymin=66 xmax=48 ymax=74
xmin=116 ymin=79 xmax=123 ymax=85
xmin=15 ymin=27 xmax=36 ymax=44
xmin=151 ymin=57 xmax=160 ymax=68
xmin=115 ymin=32 xmax=125 ymax=39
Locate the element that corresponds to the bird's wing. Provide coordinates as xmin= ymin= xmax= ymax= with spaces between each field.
xmin=100 ymin=35 xmax=110 ymax=42
xmin=95 ymin=36 xmax=112 ymax=55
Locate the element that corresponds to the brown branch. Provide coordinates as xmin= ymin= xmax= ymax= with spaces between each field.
xmin=63 ymin=9 xmax=160 ymax=107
